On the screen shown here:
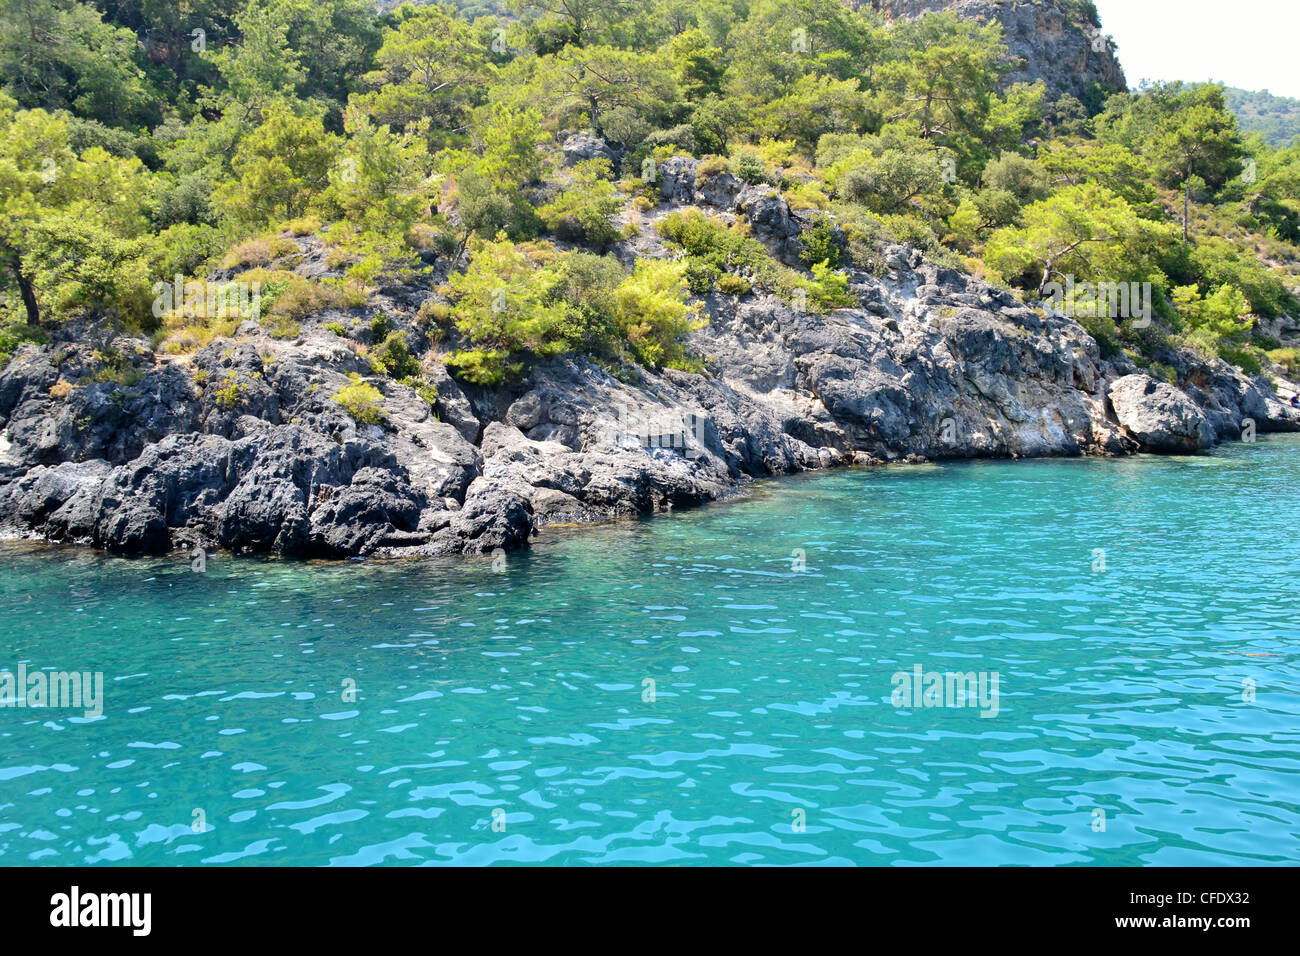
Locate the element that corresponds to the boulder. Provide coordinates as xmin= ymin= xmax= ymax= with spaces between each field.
xmin=562 ymin=132 xmax=618 ymax=168
xmin=656 ymin=156 xmax=699 ymax=203
xmin=1108 ymin=373 xmax=1216 ymax=453
xmin=736 ymin=185 xmax=800 ymax=240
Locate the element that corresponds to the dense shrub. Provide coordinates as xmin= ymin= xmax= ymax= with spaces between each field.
xmin=371 ymin=330 xmax=421 ymax=378
xmin=334 ymin=374 xmax=385 ymax=424
xmin=538 ymin=160 xmax=622 ymax=249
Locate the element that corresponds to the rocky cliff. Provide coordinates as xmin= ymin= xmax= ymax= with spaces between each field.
xmin=1 ymin=154 xmax=1296 ymax=559
xmin=873 ymin=0 xmax=1126 ymax=104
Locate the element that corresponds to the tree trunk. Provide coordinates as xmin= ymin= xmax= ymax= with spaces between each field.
xmin=4 ymin=249 xmax=39 ymax=326
xmin=1183 ymin=159 xmax=1191 ymax=242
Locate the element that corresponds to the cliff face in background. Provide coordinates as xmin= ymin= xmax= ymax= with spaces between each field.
xmin=873 ymin=0 xmax=1127 ymax=104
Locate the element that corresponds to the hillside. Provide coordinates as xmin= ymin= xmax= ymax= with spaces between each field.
xmin=872 ymin=0 xmax=1125 ymax=107
xmin=1223 ymin=86 xmax=1300 ymax=149
xmin=1 ymin=0 xmax=1299 ymax=557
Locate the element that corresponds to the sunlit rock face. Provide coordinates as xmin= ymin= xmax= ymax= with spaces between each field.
xmin=871 ymin=0 xmax=1127 ymax=103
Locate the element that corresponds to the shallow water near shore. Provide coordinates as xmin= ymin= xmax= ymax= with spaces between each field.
xmin=2 ymin=437 xmax=1299 ymax=866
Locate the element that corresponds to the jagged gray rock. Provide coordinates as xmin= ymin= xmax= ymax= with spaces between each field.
xmin=562 ymin=132 xmax=619 ymax=168
xmin=3 ymin=156 xmax=1298 ymax=560
xmin=872 ymin=0 xmax=1126 ymax=103
xmin=1107 ymin=374 xmax=1216 ymax=453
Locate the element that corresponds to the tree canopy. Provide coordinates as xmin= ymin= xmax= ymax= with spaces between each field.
xmin=0 ymin=1 xmax=1295 ymax=381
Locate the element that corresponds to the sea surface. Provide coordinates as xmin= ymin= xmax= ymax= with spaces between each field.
xmin=2 ymin=437 xmax=1298 ymax=866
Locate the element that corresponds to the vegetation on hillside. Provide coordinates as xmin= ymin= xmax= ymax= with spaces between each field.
xmin=1222 ymin=86 xmax=1300 ymax=150
xmin=1 ymin=0 xmax=1297 ymax=383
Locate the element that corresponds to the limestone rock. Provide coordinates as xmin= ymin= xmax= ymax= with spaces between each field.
xmin=1108 ymin=374 xmax=1216 ymax=453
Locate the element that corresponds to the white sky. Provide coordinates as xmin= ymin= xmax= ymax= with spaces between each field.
xmin=1094 ymin=0 xmax=1300 ymax=98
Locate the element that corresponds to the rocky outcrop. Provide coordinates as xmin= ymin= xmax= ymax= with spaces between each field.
xmin=3 ymin=158 xmax=1297 ymax=560
xmin=1107 ymin=374 xmax=1216 ymax=453
xmin=562 ymin=132 xmax=620 ymax=168
xmin=873 ymin=0 xmax=1126 ymax=103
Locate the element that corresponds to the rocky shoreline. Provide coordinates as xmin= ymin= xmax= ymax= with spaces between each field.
xmin=2 ymin=161 xmax=1297 ymax=560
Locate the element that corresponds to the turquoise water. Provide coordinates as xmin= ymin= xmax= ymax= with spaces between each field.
xmin=2 ymin=437 xmax=1299 ymax=866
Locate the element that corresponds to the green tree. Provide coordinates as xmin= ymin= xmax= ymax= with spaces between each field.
xmin=984 ymin=183 xmax=1176 ymax=296
xmin=1153 ymin=91 xmax=1243 ymax=240
xmin=528 ymin=45 xmax=678 ymax=142
xmin=550 ymin=250 xmax=624 ymax=357
xmin=610 ymin=258 xmax=703 ymax=369
xmin=0 ymin=0 xmax=156 ymax=127
xmin=872 ymin=13 xmax=1034 ymax=177
xmin=508 ymin=0 xmax=636 ymax=48
xmin=213 ymin=106 xmax=341 ymax=227
xmin=0 ymin=100 xmax=154 ymax=326
xmin=351 ymin=3 xmax=493 ymax=143
xmin=328 ymin=112 xmax=432 ymax=235
xmin=982 ymin=152 xmax=1050 ymax=204
xmin=1038 ymin=141 xmax=1160 ymax=213
xmin=446 ymin=236 xmax=567 ymax=383
xmin=1172 ymin=283 xmax=1251 ymax=358
xmin=538 ymin=159 xmax=622 ymax=248
xmin=750 ymin=75 xmax=870 ymax=154
xmin=266 ymin=0 xmax=381 ymax=112
xmin=668 ymin=29 xmax=724 ymax=102
xmin=723 ymin=0 xmax=880 ymax=106
xmin=468 ymin=102 xmax=549 ymax=186
xmin=827 ymin=140 xmax=946 ymax=215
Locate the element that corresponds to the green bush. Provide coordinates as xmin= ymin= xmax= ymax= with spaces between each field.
xmin=694 ymin=155 xmax=730 ymax=186
xmin=799 ymin=217 xmax=842 ymax=269
xmin=456 ymin=168 xmax=538 ymax=240
xmin=682 ymin=260 xmax=721 ymax=295
xmin=549 ymin=252 xmax=624 ymax=358
xmin=803 ymin=260 xmax=855 ymax=311
xmin=1219 ymin=345 xmax=1263 ymax=375
xmin=445 ymin=238 xmax=701 ymax=379
xmin=731 ymin=150 xmax=766 ymax=184
xmin=1172 ymin=283 xmax=1253 ymax=363
xmin=264 ymin=314 xmax=300 ymax=339
xmin=1148 ymin=362 xmax=1179 ymax=385
xmin=1080 ymin=313 xmax=1124 ymax=359
xmin=717 ymin=273 xmax=752 ymax=296
xmin=1190 ymin=241 xmax=1297 ymax=319
xmin=334 ymin=374 xmax=385 ymax=424
xmin=0 ymin=322 xmax=48 ymax=369
xmin=538 ymin=160 xmax=622 ymax=249
xmin=399 ymin=375 xmax=439 ymax=405
xmin=213 ymin=371 xmax=246 ymax=410
xmin=444 ymin=348 xmax=520 ymax=386
xmin=370 ymin=330 xmax=421 ymax=378
xmin=1266 ymin=347 xmax=1299 ymax=375
xmin=659 ymin=209 xmax=806 ymax=305
xmin=609 ymin=259 xmax=704 ymax=370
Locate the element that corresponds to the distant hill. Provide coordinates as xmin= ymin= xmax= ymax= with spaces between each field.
xmin=1223 ymin=87 xmax=1300 ymax=148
